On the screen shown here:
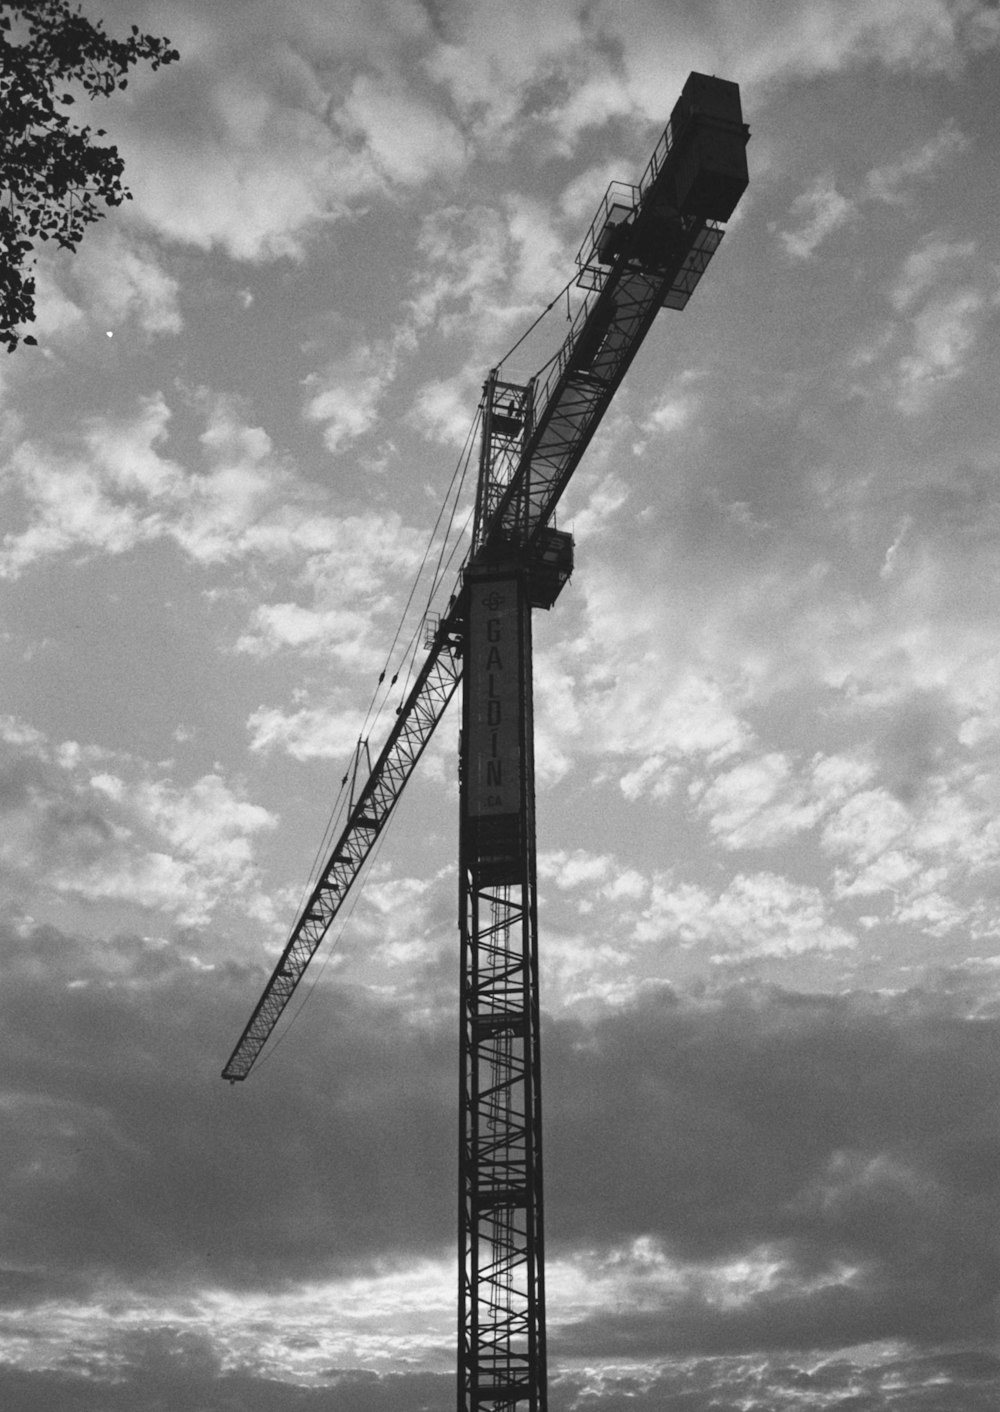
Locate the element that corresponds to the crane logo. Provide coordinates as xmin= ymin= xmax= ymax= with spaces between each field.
xmin=468 ymin=576 xmax=521 ymax=817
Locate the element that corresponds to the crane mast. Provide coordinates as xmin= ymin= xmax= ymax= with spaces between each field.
xmin=223 ymin=72 xmax=749 ymax=1412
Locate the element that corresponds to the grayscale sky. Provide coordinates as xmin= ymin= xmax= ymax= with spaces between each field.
xmin=2 ymin=1 xmax=999 ymax=1408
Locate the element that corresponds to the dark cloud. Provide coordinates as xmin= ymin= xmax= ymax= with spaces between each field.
xmin=0 ymin=921 xmax=457 ymax=1294
xmin=875 ymin=688 xmax=959 ymax=804
xmin=659 ymin=1349 xmax=993 ymax=1411
xmin=2 ymin=919 xmax=998 ymax=1379
xmin=0 ymin=1354 xmax=453 ymax=1412
xmin=0 ymin=752 xmax=115 ymax=900
xmin=542 ymin=982 xmax=1000 ymax=1352
xmin=3 ymin=1342 xmax=994 ymax=1412
xmin=550 ymin=1348 xmax=1000 ymax=1412
xmin=0 ymin=755 xmax=45 ymax=811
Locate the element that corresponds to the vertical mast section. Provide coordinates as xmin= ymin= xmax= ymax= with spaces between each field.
xmin=459 ymin=374 xmax=561 ymax=1412
xmin=459 ymin=561 xmax=543 ymax=1412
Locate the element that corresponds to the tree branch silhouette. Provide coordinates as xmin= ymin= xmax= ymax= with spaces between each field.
xmin=1 ymin=0 xmax=179 ymax=351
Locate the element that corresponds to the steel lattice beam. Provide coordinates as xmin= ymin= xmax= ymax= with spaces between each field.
xmin=488 ymin=219 xmax=723 ymax=553
xmin=222 ymin=625 xmax=463 ymax=1082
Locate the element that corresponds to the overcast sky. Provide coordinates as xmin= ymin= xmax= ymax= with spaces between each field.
xmin=2 ymin=1 xmax=1000 ymax=1408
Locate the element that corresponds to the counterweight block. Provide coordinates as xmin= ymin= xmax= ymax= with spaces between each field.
xmin=668 ymin=71 xmax=749 ymax=223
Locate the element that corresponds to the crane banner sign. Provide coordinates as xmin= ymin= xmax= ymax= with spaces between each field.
xmin=467 ymin=578 xmax=523 ymax=819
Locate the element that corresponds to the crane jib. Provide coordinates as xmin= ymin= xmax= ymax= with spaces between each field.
xmin=484 ymin=238 xmax=733 ymax=551
xmin=221 ymin=631 xmax=463 ymax=1081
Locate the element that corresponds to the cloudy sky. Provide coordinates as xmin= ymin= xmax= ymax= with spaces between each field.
xmin=3 ymin=0 xmax=1000 ymax=1407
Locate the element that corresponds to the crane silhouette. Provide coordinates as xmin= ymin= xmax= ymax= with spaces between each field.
xmin=223 ymin=71 xmax=750 ymax=1412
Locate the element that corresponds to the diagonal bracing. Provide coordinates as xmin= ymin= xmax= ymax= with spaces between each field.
xmin=222 ymin=624 xmax=463 ymax=1082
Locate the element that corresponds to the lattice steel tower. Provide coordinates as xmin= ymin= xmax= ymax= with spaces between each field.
xmin=222 ymin=73 xmax=749 ymax=1412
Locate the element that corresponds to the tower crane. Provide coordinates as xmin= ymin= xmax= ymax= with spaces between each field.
xmin=223 ymin=72 xmax=749 ymax=1412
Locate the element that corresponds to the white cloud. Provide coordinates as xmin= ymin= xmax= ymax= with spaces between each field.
xmin=534 ymin=651 xmax=584 ymax=786
xmin=0 ymin=715 xmax=85 ymax=757
xmin=339 ymin=74 xmax=465 ymax=188
xmin=134 ymin=774 xmax=274 ymax=858
xmin=503 ymin=194 xmax=569 ymax=304
xmin=538 ymin=847 xmax=858 ymax=980
xmin=286 ymin=511 xmax=426 ymax=600
xmin=696 ymin=751 xmax=874 ymax=851
xmin=640 ymin=392 xmax=696 ymax=439
xmin=425 ymin=0 xmax=591 ymax=147
xmin=247 ymin=703 xmax=370 ymax=761
xmin=896 ymin=287 xmax=983 ymax=411
xmin=563 ymin=473 xmax=629 ymax=543
xmin=696 ymin=752 xmax=803 ymax=845
xmin=304 ymin=350 xmax=392 ymax=454
xmin=539 ymin=926 xmax=638 ymax=1009
xmin=0 ymin=468 xmax=136 ymax=575
xmin=540 ymin=848 xmax=614 ymax=891
xmin=779 ymin=173 xmax=855 ymax=260
xmin=421 ymin=0 xmax=997 ymax=167
xmin=408 ymin=376 xmax=480 ymax=448
xmin=620 ymin=757 xmax=682 ymax=803
xmin=559 ymin=162 xmax=634 ymax=223
xmin=529 ymin=564 xmax=754 ymax=792
xmin=129 ymin=75 xmax=370 ymax=262
xmin=58 ymin=0 xmax=998 ymax=279
xmin=595 ymin=667 xmax=750 ymax=779
xmin=820 ymin=775 xmax=1000 ymax=935
xmin=0 ymin=719 xmax=277 ymax=929
xmin=780 ymin=122 xmax=971 ymax=268
xmin=17 ymin=226 xmax=181 ymax=356
xmin=885 ymin=237 xmax=993 ymax=412
xmin=304 ymin=329 xmax=416 ymax=454
xmin=540 ymin=849 xmax=651 ymax=913
xmin=723 ymin=0 xmax=1000 ymax=86
xmin=91 ymin=394 xmax=181 ymax=498
xmin=406 ymin=199 xmax=575 ymax=360
xmin=73 ymin=229 xmax=182 ymax=337
xmin=0 ymin=396 xmax=260 ymax=576
xmin=879 ymin=517 xmax=912 ymax=580
xmin=235 ymin=603 xmax=378 ymax=668
xmin=864 ymin=120 xmax=969 ymax=204
xmin=25 ymin=260 xmax=86 ymax=342
xmin=344 ymin=869 xmax=456 ymax=992
xmin=636 ymin=870 xmax=857 ymax=962
xmin=408 ymin=205 xmax=511 ymax=338
xmin=1 ymin=1254 xmax=457 ymax=1386
xmin=51 ymin=847 xmax=193 ymax=917
xmin=87 ymin=5 xmax=471 ymax=266
xmin=101 ymin=769 xmax=277 ymax=928
xmin=889 ymin=236 xmax=978 ymax=312
xmin=0 ymin=397 xmax=427 ymax=639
